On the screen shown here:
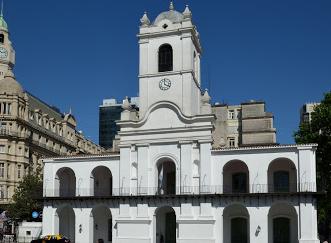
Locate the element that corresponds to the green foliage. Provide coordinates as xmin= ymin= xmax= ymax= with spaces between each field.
xmin=294 ymin=91 xmax=331 ymax=240
xmin=6 ymin=171 xmax=43 ymax=222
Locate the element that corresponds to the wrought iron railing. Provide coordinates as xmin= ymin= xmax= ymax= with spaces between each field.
xmin=43 ymin=182 xmax=317 ymax=198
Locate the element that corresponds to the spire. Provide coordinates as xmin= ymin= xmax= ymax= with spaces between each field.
xmin=140 ymin=11 xmax=150 ymax=27
xmin=1 ymin=0 xmax=3 ymax=17
xmin=0 ymin=0 xmax=7 ymax=31
xmin=183 ymin=5 xmax=192 ymax=19
xmin=169 ymin=1 xmax=174 ymax=11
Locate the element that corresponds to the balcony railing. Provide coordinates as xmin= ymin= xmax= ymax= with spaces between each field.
xmin=43 ymin=182 xmax=317 ymax=198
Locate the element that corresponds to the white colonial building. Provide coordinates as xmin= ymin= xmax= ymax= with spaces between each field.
xmin=42 ymin=2 xmax=321 ymax=243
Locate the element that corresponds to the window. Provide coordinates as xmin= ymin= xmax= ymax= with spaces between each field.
xmin=0 ymin=186 xmax=4 ymax=199
xmin=158 ymin=44 xmax=173 ymax=72
xmin=26 ymin=231 xmax=31 ymax=236
xmin=228 ymin=138 xmax=235 ymax=148
xmin=7 ymin=164 xmax=10 ymax=178
xmin=0 ymin=34 xmax=4 ymax=44
xmin=228 ymin=110 xmax=235 ymax=119
xmin=273 ymin=217 xmax=290 ymax=243
xmin=231 ymin=217 xmax=248 ymax=243
xmin=274 ymin=171 xmax=290 ymax=192
xmin=0 ymin=163 xmax=4 ymax=178
xmin=232 ymin=173 xmax=248 ymax=193
xmin=17 ymin=165 xmax=22 ymax=179
xmin=0 ymin=145 xmax=5 ymax=153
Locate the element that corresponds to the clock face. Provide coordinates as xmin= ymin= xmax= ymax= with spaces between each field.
xmin=159 ymin=78 xmax=171 ymax=91
xmin=0 ymin=47 xmax=8 ymax=59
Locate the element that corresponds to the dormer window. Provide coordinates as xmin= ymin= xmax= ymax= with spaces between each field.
xmin=158 ymin=44 xmax=173 ymax=72
xmin=0 ymin=34 xmax=4 ymax=44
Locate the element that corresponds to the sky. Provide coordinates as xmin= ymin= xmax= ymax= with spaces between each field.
xmin=4 ymin=0 xmax=331 ymax=144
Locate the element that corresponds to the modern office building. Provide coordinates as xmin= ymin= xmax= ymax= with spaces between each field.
xmin=99 ymin=98 xmax=139 ymax=149
xmin=42 ymin=3 xmax=320 ymax=243
xmin=300 ymin=103 xmax=320 ymax=124
xmin=0 ymin=12 xmax=104 ymax=204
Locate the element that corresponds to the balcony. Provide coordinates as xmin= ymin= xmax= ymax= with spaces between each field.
xmin=43 ymin=183 xmax=317 ymax=199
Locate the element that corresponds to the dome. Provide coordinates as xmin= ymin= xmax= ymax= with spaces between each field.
xmin=154 ymin=2 xmax=184 ymax=25
xmin=0 ymin=70 xmax=24 ymax=96
xmin=154 ymin=10 xmax=184 ymax=25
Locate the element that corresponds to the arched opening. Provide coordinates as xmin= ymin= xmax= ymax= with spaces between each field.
xmin=92 ymin=206 xmax=112 ymax=243
xmin=55 ymin=167 xmax=76 ymax=197
xmin=157 ymin=160 xmax=176 ymax=195
xmin=268 ymin=158 xmax=297 ymax=193
xmin=268 ymin=203 xmax=298 ymax=243
xmin=223 ymin=160 xmax=249 ymax=193
xmin=0 ymin=34 xmax=4 ymax=44
xmin=159 ymin=44 xmax=173 ymax=72
xmin=223 ymin=204 xmax=250 ymax=243
xmin=91 ymin=166 xmax=113 ymax=196
xmin=56 ymin=206 xmax=75 ymax=242
xmin=156 ymin=206 xmax=176 ymax=243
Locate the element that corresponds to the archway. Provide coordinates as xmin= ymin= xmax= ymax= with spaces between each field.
xmin=268 ymin=158 xmax=297 ymax=192
xmin=56 ymin=206 xmax=75 ymax=241
xmin=91 ymin=166 xmax=113 ymax=196
xmin=223 ymin=204 xmax=250 ymax=243
xmin=268 ymin=203 xmax=298 ymax=243
xmin=92 ymin=206 xmax=112 ymax=243
xmin=156 ymin=206 xmax=176 ymax=243
xmin=223 ymin=160 xmax=249 ymax=193
xmin=55 ymin=167 xmax=76 ymax=197
xmin=157 ymin=160 xmax=176 ymax=195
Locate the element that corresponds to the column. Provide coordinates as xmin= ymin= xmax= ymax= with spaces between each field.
xmin=299 ymin=197 xmax=319 ymax=243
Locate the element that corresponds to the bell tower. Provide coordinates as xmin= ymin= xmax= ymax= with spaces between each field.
xmin=138 ymin=2 xmax=202 ymax=117
xmin=0 ymin=6 xmax=15 ymax=80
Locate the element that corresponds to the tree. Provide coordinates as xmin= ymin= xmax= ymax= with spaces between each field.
xmin=294 ymin=91 xmax=331 ymax=241
xmin=6 ymin=171 xmax=43 ymax=222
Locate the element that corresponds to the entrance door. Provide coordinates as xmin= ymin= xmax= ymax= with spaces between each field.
xmin=231 ymin=217 xmax=248 ymax=243
xmin=165 ymin=212 xmax=176 ymax=243
xmin=273 ymin=217 xmax=290 ymax=243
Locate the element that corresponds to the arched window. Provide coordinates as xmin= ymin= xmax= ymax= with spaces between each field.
xmin=158 ymin=44 xmax=173 ymax=72
xmin=0 ymin=34 xmax=4 ymax=44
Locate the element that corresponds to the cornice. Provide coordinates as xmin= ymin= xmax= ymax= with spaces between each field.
xmin=212 ymin=144 xmax=318 ymax=152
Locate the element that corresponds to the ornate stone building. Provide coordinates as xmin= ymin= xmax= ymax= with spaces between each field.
xmin=0 ymin=13 xmax=103 ymax=204
xmin=212 ymin=101 xmax=277 ymax=148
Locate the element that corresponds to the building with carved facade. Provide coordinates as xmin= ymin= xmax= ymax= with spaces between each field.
xmin=0 ymin=13 xmax=104 ymax=205
xmin=42 ymin=2 xmax=320 ymax=243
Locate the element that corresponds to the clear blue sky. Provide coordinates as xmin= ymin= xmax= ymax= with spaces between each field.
xmin=5 ymin=0 xmax=331 ymax=144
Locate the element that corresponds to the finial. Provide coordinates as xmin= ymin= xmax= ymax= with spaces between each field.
xmin=183 ymin=5 xmax=192 ymax=19
xmin=122 ymin=96 xmax=131 ymax=110
xmin=140 ymin=11 xmax=150 ymax=27
xmin=202 ymin=89 xmax=211 ymax=104
xmin=169 ymin=1 xmax=174 ymax=11
xmin=69 ymin=107 xmax=72 ymax=115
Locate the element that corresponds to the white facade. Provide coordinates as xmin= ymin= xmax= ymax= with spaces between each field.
xmin=17 ymin=221 xmax=42 ymax=242
xmin=42 ymin=3 xmax=320 ymax=243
